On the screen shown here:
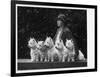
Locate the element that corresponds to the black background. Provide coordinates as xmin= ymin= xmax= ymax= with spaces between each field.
xmin=17 ymin=6 xmax=87 ymax=59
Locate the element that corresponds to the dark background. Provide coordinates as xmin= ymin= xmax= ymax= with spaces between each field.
xmin=17 ymin=6 xmax=87 ymax=59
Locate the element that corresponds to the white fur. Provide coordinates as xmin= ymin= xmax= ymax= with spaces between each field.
xmin=78 ymin=50 xmax=86 ymax=61
xmin=37 ymin=41 xmax=44 ymax=49
xmin=44 ymin=37 xmax=62 ymax=62
xmin=37 ymin=40 xmax=47 ymax=62
xmin=55 ymin=39 xmax=69 ymax=62
xmin=28 ymin=38 xmax=41 ymax=62
xmin=65 ymin=39 xmax=75 ymax=62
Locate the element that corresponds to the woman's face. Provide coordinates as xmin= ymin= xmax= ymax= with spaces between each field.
xmin=57 ymin=20 xmax=63 ymax=27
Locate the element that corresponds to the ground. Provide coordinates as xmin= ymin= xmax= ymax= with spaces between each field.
xmin=18 ymin=59 xmax=87 ymax=70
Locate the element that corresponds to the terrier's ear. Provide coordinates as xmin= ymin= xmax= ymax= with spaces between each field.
xmin=30 ymin=37 xmax=32 ymax=39
xmin=66 ymin=39 xmax=68 ymax=42
xmin=47 ymin=36 xmax=49 ymax=38
xmin=71 ymin=39 xmax=73 ymax=42
xmin=71 ymin=39 xmax=73 ymax=41
xmin=50 ymin=38 xmax=52 ymax=41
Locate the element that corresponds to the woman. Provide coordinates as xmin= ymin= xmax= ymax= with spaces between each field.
xmin=54 ymin=14 xmax=79 ymax=61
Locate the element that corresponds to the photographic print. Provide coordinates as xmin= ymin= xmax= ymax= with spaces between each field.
xmin=11 ymin=0 xmax=97 ymax=76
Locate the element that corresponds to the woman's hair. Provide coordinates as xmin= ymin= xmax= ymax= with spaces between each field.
xmin=57 ymin=13 xmax=72 ymax=27
xmin=57 ymin=14 xmax=66 ymax=23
